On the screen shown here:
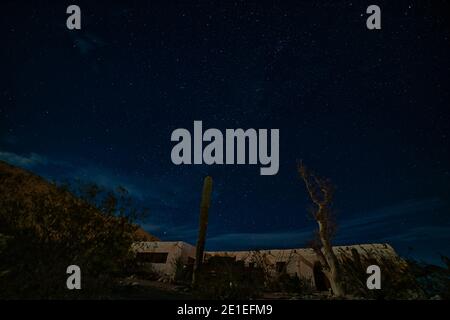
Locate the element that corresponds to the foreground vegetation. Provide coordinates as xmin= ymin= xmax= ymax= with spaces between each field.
xmin=0 ymin=161 xmax=149 ymax=299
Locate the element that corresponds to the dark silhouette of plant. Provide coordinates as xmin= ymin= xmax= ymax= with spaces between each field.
xmin=192 ymin=176 xmax=213 ymax=287
xmin=298 ymin=162 xmax=345 ymax=297
xmin=0 ymin=161 xmax=149 ymax=298
xmin=194 ymin=256 xmax=263 ymax=299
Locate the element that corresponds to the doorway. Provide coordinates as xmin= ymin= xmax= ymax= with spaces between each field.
xmin=313 ymin=262 xmax=331 ymax=291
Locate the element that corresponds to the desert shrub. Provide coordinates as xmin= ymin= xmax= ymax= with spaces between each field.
xmin=172 ymin=256 xmax=193 ymax=284
xmin=339 ymin=250 xmax=426 ymax=299
xmin=194 ymin=256 xmax=264 ymax=299
xmin=0 ymin=172 xmax=147 ymax=299
xmin=268 ymin=273 xmax=314 ymax=294
xmin=124 ymin=261 xmax=160 ymax=281
xmin=406 ymin=258 xmax=450 ymax=299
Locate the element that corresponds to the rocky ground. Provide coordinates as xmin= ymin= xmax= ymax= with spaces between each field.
xmin=115 ymin=277 xmax=350 ymax=300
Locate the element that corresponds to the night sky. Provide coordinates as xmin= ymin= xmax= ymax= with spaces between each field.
xmin=1 ymin=1 xmax=449 ymax=265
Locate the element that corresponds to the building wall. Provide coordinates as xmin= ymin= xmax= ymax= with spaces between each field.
xmin=131 ymin=241 xmax=196 ymax=279
xmin=132 ymin=241 xmax=401 ymax=289
xmin=206 ymin=248 xmax=319 ymax=286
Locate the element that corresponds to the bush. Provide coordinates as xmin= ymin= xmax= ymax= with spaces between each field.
xmin=267 ymin=273 xmax=314 ymax=294
xmin=194 ymin=257 xmax=264 ymax=299
xmin=0 ymin=171 xmax=146 ymax=299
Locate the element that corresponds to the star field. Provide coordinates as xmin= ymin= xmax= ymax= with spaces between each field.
xmin=1 ymin=0 xmax=449 ymax=265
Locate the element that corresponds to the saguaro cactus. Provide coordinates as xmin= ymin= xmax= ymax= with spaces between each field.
xmin=192 ymin=176 xmax=213 ymax=287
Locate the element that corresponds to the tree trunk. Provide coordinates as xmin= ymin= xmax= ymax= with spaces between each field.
xmin=298 ymin=163 xmax=346 ymax=297
xmin=317 ymin=216 xmax=345 ymax=296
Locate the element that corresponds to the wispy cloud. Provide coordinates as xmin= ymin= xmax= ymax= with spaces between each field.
xmin=141 ymin=222 xmax=199 ymax=240
xmin=205 ymin=198 xmax=448 ymax=252
xmin=0 ymin=150 xmax=197 ymax=222
xmin=381 ymin=226 xmax=450 ymax=243
xmin=208 ymin=230 xmax=312 ymax=250
xmin=332 ymin=198 xmax=446 ymax=243
xmin=0 ymin=150 xmax=155 ymax=200
xmin=1 ymin=135 xmax=18 ymax=145
xmin=70 ymin=32 xmax=108 ymax=56
xmin=69 ymin=165 xmax=146 ymax=199
xmin=0 ymin=151 xmax=48 ymax=168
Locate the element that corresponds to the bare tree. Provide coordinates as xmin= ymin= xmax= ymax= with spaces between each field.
xmin=298 ymin=162 xmax=345 ymax=296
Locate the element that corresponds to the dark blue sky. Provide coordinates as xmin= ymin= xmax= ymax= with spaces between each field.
xmin=1 ymin=1 xmax=449 ymax=265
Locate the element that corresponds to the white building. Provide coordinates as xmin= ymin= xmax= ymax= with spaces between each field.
xmin=132 ymin=241 xmax=401 ymax=291
xmin=132 ymin=241 xmax=196 ymax=278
